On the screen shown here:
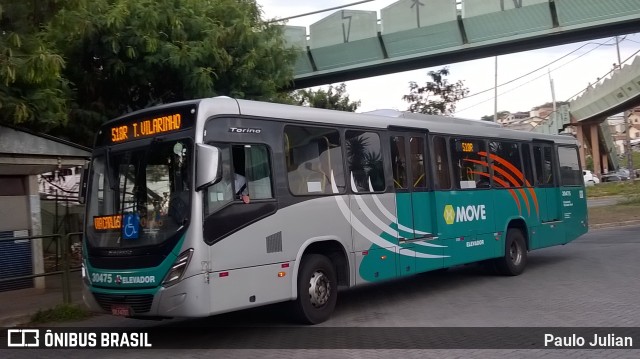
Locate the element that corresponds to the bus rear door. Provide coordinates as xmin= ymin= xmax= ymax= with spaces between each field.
xmin=532 ymin=142 xmax=565 ymax=247
xmin=389 ymin=131 xmax=443 ymax=276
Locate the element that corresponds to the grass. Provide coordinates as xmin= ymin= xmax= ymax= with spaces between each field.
xmin=618 ymin=195 xmax=640 ymax=205
xmin=586 ymin=180 xmax=640 ymax=198
xmin=30 ymin=304 xmax=91 ymax=324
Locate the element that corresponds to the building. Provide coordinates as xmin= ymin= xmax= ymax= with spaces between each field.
xmin=0 ymin=125 xmax=90 ymax=291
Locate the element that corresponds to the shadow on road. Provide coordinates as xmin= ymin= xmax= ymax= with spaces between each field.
xmin=158 ymin=251 xmax=572 ymax=329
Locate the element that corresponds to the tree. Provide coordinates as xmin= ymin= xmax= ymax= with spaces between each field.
xmin=481 ymin=111 xmax=510 ymax=122
xmin=403 ymin=67 xmax=469 ymax=115
xmin=43 ymin=0 xmax=297 ymax=146
xmin=0 ymin=1 xmax=69 ymax=130
xmin=293 ymin=83 xmax=360 ymax=112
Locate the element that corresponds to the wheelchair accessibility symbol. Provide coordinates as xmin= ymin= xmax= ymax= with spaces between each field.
xmin=122 ymin=213 xmax=140 ymax=239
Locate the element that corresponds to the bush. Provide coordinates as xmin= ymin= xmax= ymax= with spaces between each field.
xmin=30 ymin=304 xmax=91 ymax=324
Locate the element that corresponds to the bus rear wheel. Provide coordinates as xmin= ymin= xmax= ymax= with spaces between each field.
xmin=294 ymin=254 xmax=337 ymax=324
xmin=495 ymin=228 xmax=527 ymax=276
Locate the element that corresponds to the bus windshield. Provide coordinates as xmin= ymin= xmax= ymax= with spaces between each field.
xmin=86 ymin=139 xmax=192 ymax=249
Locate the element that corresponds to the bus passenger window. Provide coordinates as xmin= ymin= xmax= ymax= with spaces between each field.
xmin=410 ymin=136 xmax=427 ymax=189
xmin=521 ymin=143 xmax=534 ymax=186
xmin=543 ymin=147 xmax=554 ymax=185
xmin=284 ymin=126 xmax=345 ymax=195
xmin=346 ymin=131 xmax=385 ymax=192
xmin=533 ymin=145 xmax=554 ymax=186
xmin=390 ymin=136 xmax=407 ymax=189
xmin=489 ymin=141 xmax=524 ymax=188
xmin=433 ymin=136 xmax=451 ymax=190
xmin=558 ymin=146 xmax=581 ymax=186
xmin=450 ymin=137 xmax=488 ymax=189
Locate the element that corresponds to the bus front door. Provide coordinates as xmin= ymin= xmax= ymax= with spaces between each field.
xmin=389 ymin=132 xmax=443 ymax=277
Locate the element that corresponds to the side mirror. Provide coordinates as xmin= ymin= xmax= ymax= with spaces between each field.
xmin=196 ymin=144 xmax=222 ymax=191
xmin=78 ymin=162 xmax=90 ymax=204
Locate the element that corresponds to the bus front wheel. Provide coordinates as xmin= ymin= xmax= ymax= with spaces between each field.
xmin=495 ymin=228 xmax=527 ymax=276
xmin=294 ymin=254 xmax=337 ymax=324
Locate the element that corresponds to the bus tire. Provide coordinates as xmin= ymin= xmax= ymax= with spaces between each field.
xmin=495 ymin=228 xmax=527 ymax=276
xmin=294 ymin=254 xmax=337 ymax=324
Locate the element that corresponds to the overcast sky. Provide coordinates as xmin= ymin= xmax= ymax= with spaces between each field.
xmin=259 ymin=0 xmax=640 ymax=120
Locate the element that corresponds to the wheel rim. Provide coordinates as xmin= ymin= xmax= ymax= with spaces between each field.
xmin=509 ymin=240 xmax=522 ymax=266
xmin=308 ymin=270 xmax=331 ymax=308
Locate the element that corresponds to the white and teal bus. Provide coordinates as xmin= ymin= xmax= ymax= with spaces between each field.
xmin=82 ymin=97 xmax=588 ymax=324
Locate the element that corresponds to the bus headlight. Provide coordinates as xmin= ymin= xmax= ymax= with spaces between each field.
xmin=162 ymin=249 xmax=193 ymax=287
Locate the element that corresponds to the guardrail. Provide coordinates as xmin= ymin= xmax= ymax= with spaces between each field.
xmin=0 ymin=232 xmax=83 ymax=305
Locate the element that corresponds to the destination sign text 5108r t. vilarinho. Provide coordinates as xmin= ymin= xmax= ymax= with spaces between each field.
xmin=111 ymin=113 xmax=182 ymax=143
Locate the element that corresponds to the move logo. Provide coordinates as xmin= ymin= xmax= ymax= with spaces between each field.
xmin=443 ymin=204 xmax=487 ymax=225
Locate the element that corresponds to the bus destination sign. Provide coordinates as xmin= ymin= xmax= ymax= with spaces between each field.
xmin=94 ymin=215 xmax=122 ymax=231
xmin=98 ymin=104 xmax=197 ymax=145
xmin=111 ymin=113 xmax=182 ymax=143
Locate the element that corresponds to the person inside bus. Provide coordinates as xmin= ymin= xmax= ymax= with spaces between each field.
xmin=234 ymin=172 xmax=250 ymax=204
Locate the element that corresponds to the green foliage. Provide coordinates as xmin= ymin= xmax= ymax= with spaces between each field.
xmin=30 ymin=303 xmax=91 ymax=324
xmin=403 ymin=67 xmax=469 ymax=116
xmin=0 ymin=0 xmax=70 ymax=130
xmin=585 ymin=180 xmax=640 ymax=198
xmin=293 ymin=83 xmax=360 ymax=112
xmin=1 ymin=0 xmax=297 ymax=146
xmin=585 ymin=156 xmax=593 ymax=171
xmin=45 ymin=0 xmax=296 ymax=145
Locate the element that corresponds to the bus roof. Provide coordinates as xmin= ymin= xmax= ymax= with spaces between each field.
xmin=100 ymin=97 xmax=577 ymax=146
xmin=228 ymin=98 xmax=577 ymax=146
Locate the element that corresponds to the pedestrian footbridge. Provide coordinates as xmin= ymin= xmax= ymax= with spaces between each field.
xmin=569 ymin=55 xmax=640 ymax=177
xmin=283 ymin=0 xmax=640 ymax=89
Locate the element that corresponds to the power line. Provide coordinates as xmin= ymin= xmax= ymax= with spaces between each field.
xmin=456 ymin=38 xmax=622 ymax=114
xmin=463 ymin=37 xmax=619 ymax=100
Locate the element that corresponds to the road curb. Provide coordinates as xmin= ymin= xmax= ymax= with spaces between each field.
xmin=589 ymin=220 xmax=640 ymax=230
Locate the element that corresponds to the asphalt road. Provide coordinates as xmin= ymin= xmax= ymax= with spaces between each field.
xmin=4 ymin=225 xmax=640 ymax=358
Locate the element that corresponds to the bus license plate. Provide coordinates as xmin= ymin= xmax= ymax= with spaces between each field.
xmin=111 ymin=305 xmax=131 ymax=316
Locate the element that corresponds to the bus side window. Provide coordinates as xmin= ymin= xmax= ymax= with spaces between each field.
xmin=432 ymin=136 xmax=451 ymax=190
xmin=490 ymin=141 xmax=524 ymax=188
xmin=543 ymin=146 xmax=554 ymax=185
xmin=346 ymin=131 xmax=385 ymax=192
xmin=390 ymin=136 xmax=407 ymax=189
xmin=521 ymin=143 xmax=534 ymax=186
xmin=533 ymin=145 xmax=554 ymax=186
xmin=234 ymin=144 xmax=273 ymax=200
xmin=410 ymin=136 xmax=427 ymax=189
xmin=450 ymin=137 xmax=488 ymax=189
xmin=558 ymin=146 xmax=582 ymax=186
xmin=284 ymin=125 xmax=345 ymax=195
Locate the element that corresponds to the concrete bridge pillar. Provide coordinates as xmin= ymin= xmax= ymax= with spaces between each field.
xmin=590 ymin=123 xmax=601 ymax=177
xmin=574 ymin=123 xmax=586 ymax=170
xmin=602 ymin=154 xmax=609 ymax=174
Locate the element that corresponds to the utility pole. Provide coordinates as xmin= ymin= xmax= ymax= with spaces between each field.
xmin=548 ymin=68 xmax=557 ymax=134
xmin=616 ymin=36 xmax=633 ymax=172
xmin=494 ymin=56 xmax=498 ymax=122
